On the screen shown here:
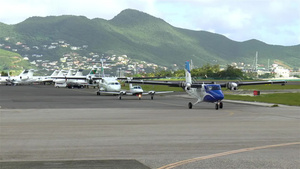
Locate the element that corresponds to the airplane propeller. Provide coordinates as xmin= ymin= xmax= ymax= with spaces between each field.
xmin=226 ymin=82 xmax=238 ymax=90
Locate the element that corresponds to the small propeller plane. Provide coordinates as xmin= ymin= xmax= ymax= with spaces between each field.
xmin=126 ymin=61 xmax=287 ymax=109
xmin=97 ymin=81 xmax=173 ymax=100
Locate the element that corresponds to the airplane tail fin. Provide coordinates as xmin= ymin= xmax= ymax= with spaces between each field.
xmin=56 ymin=70 xmax=66 ymax=77
xmin=75 ymin=69 xmax=84 ymax=76
xmin=19 ymin=70 xmax=27 ymax=76
xmin=88 ymin=67 xmax=98 ymax=75
xmin=185 ymin=61 xmax=192 ymax=84
xmin=66 ymin=69 xmax=75 ymax=76
xmin=50 ymin=70 xmax=59 ymax=77
xmin=27 ymin=69 xmax=34 ymax=78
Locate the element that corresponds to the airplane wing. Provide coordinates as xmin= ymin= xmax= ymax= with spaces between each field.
xmin=118 ymin=77 xmax=165 ymax=80
xmin=97 ymin=91 xmax=121 ymax=95
xmin=138 ymin=91 xmax=174 ymax=95
xmin=126 ymin=80 xmax=287 ymax=90
xmin=52 ymin=76 xmax=87 ymax=80
xmin=126 ymin=80 xmax=184 ymax=87
xmin=125 ymin=80 xmax=208 ymax=88
xmin=218 ymin=80 xmax=287 ymax=90
xmin=151 ymin=91 xmax=174 ymax=94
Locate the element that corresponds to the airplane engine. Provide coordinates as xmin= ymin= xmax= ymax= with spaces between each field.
xmin=226 ymin=82 xmax=238 ymax=90
xmin=120 ymin=91 xmax=126 ymax=95
xmin=185 ymin=83 xmax=191 ymax=90
xmin=148 ymin=91 xmax=155 ymax=95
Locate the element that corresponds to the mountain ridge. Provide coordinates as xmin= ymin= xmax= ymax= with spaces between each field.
xmin=0 ymin=9 xmax=299 ymax=70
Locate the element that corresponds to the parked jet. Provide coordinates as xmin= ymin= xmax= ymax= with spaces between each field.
xmin=33 ymin=70 xmax=60 ymax=84
xmin=51 ymin=67 xmax=111 ymax=89
xmin=6 ymin=69 xmax=35 ymax=85
xmin=53 ymin=69 xmax=91 ymax=88
xmin=126 ymin=61 xmax=287 ymax=109
xmin=0 ymin=75 xmax=9 ymax=84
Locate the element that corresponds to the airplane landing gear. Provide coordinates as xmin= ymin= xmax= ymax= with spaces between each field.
xmin=215 ymin=102 xmax=223 ymax=110
xmin=188 ymin=102 xmax=193 ymax=109
xmin=219 ymin=102 xmax=223 ymax=109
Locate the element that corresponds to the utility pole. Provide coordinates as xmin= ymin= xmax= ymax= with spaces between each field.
xmin=268 ymin=59 xmax=270 ymax=71
xmin=255 ymin=51 xmax=258 ymax=72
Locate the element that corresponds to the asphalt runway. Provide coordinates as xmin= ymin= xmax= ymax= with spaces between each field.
xmin=0 ymin=85 xmax=299 ymax=169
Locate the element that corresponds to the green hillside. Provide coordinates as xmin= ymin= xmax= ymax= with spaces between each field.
xmin=0 ymin=9 xmax=299 ymax=69
xmin=0 ymin=49 xmax=34 ymax=74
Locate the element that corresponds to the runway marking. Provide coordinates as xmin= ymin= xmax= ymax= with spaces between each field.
xmin=157 ymin=142 xmax=300 ymax=169
xmin=228 ymin=111 xmax=235 ymax=116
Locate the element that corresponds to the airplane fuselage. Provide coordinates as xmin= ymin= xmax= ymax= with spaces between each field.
xmin=99 ymin=78 xmax=121 ymax=92
xmin=202 ymin=84 xmax=224 ymax=103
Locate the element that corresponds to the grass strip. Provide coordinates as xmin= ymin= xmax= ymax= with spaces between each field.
xmin=225 ymin=93 xmax=300 ymax=106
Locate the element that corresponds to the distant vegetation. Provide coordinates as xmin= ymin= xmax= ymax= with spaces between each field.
xmin=0 ymin=9 xmax=299 ymax=71
xmin=225 ymin=93 xmax=300 ymax=106
xmin=138 ymin=64 xmax=250 ymax=80
xmin=0 ymin=49 xmax=35 ymax=75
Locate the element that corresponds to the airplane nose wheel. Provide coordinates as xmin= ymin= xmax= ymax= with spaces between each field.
xmin=219 ymin=102 xmax=223 ymax=109
xmin=188 ymin=102 xmax=193 ymax=109
xmin=215 ymin=102 xmax=223 ymax=110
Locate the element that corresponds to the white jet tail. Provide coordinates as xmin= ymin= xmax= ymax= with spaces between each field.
xmin=66 ymin=69 xmax=76 ymax=76
xmin=27 ymin=69 xmax=34 ymax=78
xmin=57 ymin=70 xmax=67 ymax=77
xmin=88 ymin=67 xmax=98 ymax=75
xmin=50 ymin=70 xmax=59 ymax=77
xmin=75 ymin=69 xmax=84 ymax=76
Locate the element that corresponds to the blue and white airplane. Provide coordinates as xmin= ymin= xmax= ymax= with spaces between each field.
xmin=126 ymin=61 xmax=287 ymax=110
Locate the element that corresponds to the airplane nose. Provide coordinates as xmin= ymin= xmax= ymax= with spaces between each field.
xmin=216 ymin=93 xmax=224 ymax=100
xmin=137 ymin=89 xmax=143 ymax=92
xmin=114 ymin=85 xmax=121 ymax=91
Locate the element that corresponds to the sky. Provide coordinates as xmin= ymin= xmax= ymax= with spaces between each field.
xmin=0 ymin=0 xmax=299 ymax=46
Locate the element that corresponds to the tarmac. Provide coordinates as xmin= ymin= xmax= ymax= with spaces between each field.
xmin=0 ymin=85 xmax=299 ymax=169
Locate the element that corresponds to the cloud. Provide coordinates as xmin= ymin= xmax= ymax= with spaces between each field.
xmin=155 ymin=0 xmax=299 ymax=45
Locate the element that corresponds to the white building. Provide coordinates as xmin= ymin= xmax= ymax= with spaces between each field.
xmin=273 ymin=66 xmax=290 ymax=78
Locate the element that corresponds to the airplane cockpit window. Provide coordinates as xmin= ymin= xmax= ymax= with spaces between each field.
xmin=205 ymin=85 xmax=221 ymax=91
xmin=133 ymin=86 xmax=141 ymax=89
xmin=109 ymin=82 xmax=120 ymax=85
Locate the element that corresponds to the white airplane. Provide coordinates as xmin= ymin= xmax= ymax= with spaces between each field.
xmin=32 ymin=70 xmax=60 ymax=84
xmin=96 ymin=78 xmax=173 ymax=100
xmin=0 ymin=75 xmax=9 ymax=84
xmin=53 ymin=69 xmax=91 ymax=88
xmin=5 ymin=69 xmax=35 ymax=85
xmin=97 ymin=77 xmax=121 ymax=93
xmin=126 ymin=61 xmax=287 ymax=109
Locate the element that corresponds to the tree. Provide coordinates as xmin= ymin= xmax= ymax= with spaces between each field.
xmin=1 ymin=71 xmax=9 ymax=76
xmin=220 ymin=65 xmax=244 ymax=79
